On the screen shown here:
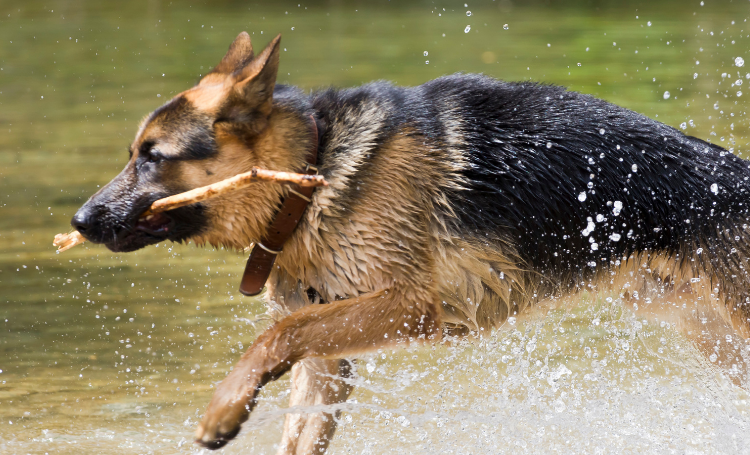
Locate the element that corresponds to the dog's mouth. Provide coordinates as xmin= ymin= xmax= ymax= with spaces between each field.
xmin=76 ymin=200 xmax=205 ymax=253
xmin=135 ymin=212 xmax=174 ymax=236
xmin=102 ymin=211 xmax=176 ymax=253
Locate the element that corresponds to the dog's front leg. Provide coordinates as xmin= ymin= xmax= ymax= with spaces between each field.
xmin=194 ymin=288 xmax=440 ymax=449
xmin=276 ymin=358 xmax=353 ymax=455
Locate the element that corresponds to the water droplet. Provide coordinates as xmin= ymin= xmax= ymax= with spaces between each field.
xmin=464 ymin=25 xmax=471 ymax=33
xmin=609 ymin=233 xmax=621 ymax=242
xmin=578 ymin=192 xmax=587 ymax=202
xmin=631 ymin=164 xmax=638 ymax=172
xmin=599 ymin=128 xmax=605 ymax=135
xmin=710 ymin=183 xmax=719 ymax=194
xmin=735 ymin=56 xmax=745 ymax=67
xmin=647 ymin=21 xmax=652 ymax=26
xmin=466 ymin=10 xmax=472 ymax=16
xmin=546 ymin=142 xmax=552 ymax=149
xmin=503 ymin=24 xmax=509 ymax=30
xmin=613 ymin=200 xmax=623 ymax=216
xmin=582 ymin=220 xmax=596 ymax=236
xmin=663 ymin=91 xmax=670 ymax=99
xmin=680 ymin=122 xmax=687 ymax=130
xmin=709 ymin=353 xmax=718 ymax=362
xmin=423 ymin=51 xmax=428 ymax=56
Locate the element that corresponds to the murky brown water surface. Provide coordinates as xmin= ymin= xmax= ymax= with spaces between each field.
xmin=2 ymin=1 xmax=750 ymax=453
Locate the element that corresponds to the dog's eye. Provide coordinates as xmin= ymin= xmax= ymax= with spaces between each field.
xmin=147 ymin=148 xmax=163 ymax=163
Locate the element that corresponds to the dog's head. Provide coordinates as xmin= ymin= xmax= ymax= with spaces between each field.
xmin=72 ymin=32 xmax=310 ymax=252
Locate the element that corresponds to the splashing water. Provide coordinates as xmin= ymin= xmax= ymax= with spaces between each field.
xmin=239 ymin=302 xmax=750 ymax=454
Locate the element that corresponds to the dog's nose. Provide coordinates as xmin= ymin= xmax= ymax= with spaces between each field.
xmin=71 ymin=208 xmax=94 ymax=234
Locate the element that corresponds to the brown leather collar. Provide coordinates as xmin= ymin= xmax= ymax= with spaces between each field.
xmin=239 ymin=114 xmax=320 ymax=296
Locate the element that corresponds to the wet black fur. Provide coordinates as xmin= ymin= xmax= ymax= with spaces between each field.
xmin=421 ymin=75 xmax=750 ymax=273
xmin=306 ymin=74 xmax=750 ymax=294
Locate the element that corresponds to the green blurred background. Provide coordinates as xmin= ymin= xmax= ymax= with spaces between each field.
xmin=1 ymin=1 xmax=749 ymax=453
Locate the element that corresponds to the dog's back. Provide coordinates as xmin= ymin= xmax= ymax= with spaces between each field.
xmin=294 ymin=73 xmax=750 ymax=335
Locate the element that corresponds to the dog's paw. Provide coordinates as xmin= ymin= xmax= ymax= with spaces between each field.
xmin=195 ymin=370 xmax=258 ymax=450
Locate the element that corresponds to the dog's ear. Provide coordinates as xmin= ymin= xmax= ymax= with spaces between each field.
xmin=227 ymin=34 xmax=281 ymax=119
xmin=212 ymin=32 xmax=254 ymax=75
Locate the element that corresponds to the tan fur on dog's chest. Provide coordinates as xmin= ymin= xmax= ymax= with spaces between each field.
xmin=276 ymin=131 xmax=443 ymax=302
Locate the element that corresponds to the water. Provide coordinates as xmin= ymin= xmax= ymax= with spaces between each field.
xmin=2 ymin=1 xmax=750 ymax=453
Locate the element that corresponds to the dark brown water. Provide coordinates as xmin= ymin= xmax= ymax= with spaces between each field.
xmin=2 ymin=1 xmax=750 ymax=453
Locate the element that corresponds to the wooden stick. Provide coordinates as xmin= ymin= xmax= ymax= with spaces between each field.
xmin=54 ymin=230 xmax=86 ymax=253
xmin=52 ymin=167 xmax=327 ymax=252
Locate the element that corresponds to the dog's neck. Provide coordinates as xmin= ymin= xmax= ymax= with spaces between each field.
xmin=238 ymin=113 xmax=321 ymax=296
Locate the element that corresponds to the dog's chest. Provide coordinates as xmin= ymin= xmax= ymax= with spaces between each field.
xmin=297 ymin=220 xmax=397 ymax=302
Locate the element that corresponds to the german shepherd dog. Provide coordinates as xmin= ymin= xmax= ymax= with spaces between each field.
xmin=72 ymin=32 xmax=750 ymax=452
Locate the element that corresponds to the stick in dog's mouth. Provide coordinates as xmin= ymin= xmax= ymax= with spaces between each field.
xmin=53 ymin=230 xmax=86 ymax=253
xmin=52 ymin=167 xmax=328 ymax=253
